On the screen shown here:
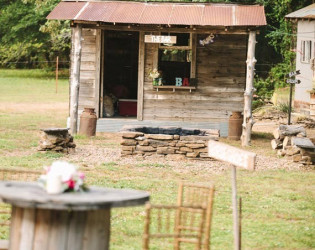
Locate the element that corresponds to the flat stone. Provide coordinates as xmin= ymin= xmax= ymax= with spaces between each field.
xmin=138 ymin=140 xmax=149 ymax=146
xmin=41 ymin=128 xmax=69 ymax=135
xmin=186 ymin=152 xmax=199 ymax=158
xmin=157 ymin=148 xmax=175 ymax=154
xmin=147 ymin=139 xmax=169 ymax=147
xmin=292 ymin=154 xmax=302 ymax=162
xmin=179 ymin=147 xmax=193 ymax=152
xmin=168 ymin=141 xmax=178 ymax=147
xmin=180 ymin=136 xmax=216 ymax=141
xmin=201 ymin=129 xmax=220 ymax=136
xmin=121 ymin=139 xmax=137 ymax=146
xmin=121 ymin=150 xmax=133 ymax=155
xmin=195 ymin=147 xmax=208 ymax=153
xmin=175 ymin=150 xmax=186 ymax=154
xmin=136 ymin=145 xmax=156 ymax=152
xmin=176 ymin=141 xmax=187 ymax=147
xmin=199 ymin=153 xmax=211 ymax=158
xmin=285 ymin=146 xmax=301 ymax=156
xmin=147 ymin=134 xmax=173 ymax=140
xmin=181 ymin=128 xmax=201 ymax=136
xmin=185 ymin=143 xmax=205 ymax=149
xmin=51 ymin=146 xmax=64 ymax=151
xmin=135 ymin=136 xmax=146 ymax=141
xmin=174 ymin=135 xmax=180 ymax=140
xmin=66 ymin=142 xmax=76 ymax=148
xmin=121 ymin=132 xmax=144 ymax=139
xmin=122 ymin=146 xmax=136 ymax=151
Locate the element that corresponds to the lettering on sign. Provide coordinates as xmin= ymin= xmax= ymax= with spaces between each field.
xmin=208 ymin=141 xmax=256 ymax=170
xmin=286 ymin=70 xmax=300 ymax=78
xmin=286 ymin=79 xmax=301 ymax=84
xmin=144 ymin=35 xmax=177 ymax=44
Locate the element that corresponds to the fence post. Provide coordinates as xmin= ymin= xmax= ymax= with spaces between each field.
xmin=56 ymin=56 xmax=59 ymax=94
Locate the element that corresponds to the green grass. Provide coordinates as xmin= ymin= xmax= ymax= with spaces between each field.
xmin=0 ymin=70 xmax=314 ymax=249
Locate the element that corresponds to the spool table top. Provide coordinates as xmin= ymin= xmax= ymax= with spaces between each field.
xmin=0 ymin=181 xmax=150 ymax=211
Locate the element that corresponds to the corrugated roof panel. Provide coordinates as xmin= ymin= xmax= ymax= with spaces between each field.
xmin=47 ymin=1 xmax=267 ymax=27
xmin=236 ymin=6 xmax=267 ymax=26
xmin=202 ymin=6 xmax=232 ymax=26
xmin=76 ymin=2 xmax=117 ymax=22
xmin=170 ymin=5 xmax=204 ymax=25
xmin=107 ymin=2 xmax=145 ymax=23
xmin=47 ymin=2 xmax=86 ymax=20
xmin=286 ymin=4 xmax=315 ymax=19
xmin=140 ymin=4 xmax=173 ymax=24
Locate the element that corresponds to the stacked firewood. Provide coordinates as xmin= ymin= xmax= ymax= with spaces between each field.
xmin=271 ymin=125 xmax=315 ymax=165
xmin=38 ymin=128 xmax=76 ymax=153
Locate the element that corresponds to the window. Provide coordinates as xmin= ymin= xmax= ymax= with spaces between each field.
xmin=158 ymin=33 xmax=192 ymax=85
xmin=301 ymin=40 xmax=312 ymax=63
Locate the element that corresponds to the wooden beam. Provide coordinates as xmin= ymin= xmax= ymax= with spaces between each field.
xmin=137 ymin=31 xmax=145 ymax=121
xmin=75 ymin=22 xmax=251 ymax=35
xmin=95 ymin=29 xmax=101 ymax=118
xmin=190 ymin=33 xmax=197 ymax=78
xmin=70 ymin=24 xmax=82 ymax=135
xmin=241 ymin=31 xmax=256 ymax=147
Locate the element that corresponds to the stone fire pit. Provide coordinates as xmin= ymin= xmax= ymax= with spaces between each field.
xmin=120 ymin=126 xmax=219 ymax=159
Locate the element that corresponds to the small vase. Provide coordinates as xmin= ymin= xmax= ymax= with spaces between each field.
xmin=153 ymin=78 xmax=159 ymax=86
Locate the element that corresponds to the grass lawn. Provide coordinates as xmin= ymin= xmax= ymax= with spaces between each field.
xmin=0 ymin=70 xmax=314 ymax=249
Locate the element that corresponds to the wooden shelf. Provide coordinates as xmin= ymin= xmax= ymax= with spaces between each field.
xmin=153 ymin=86 xmax=196 ymax=93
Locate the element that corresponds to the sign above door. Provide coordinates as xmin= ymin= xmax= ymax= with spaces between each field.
xmin=144 ymin=35 xmax=177 ymax=44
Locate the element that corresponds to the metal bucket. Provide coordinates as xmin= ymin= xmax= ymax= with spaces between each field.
xmin=228 ymin=112 xmax=243 ymax=140
xmin=79 ymin=108 xmax=97 ymax=137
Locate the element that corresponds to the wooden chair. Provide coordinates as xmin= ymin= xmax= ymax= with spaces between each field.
xmin=143 ymin=182 xmax=215 ymax=250
xmin=0 ymin=168 xmax=41 ymax=243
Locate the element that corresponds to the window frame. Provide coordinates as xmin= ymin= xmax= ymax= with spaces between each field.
xmin=301 ymin=40 xmax=312 ymax=64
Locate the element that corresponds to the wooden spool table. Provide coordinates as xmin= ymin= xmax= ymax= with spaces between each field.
xmin=0 ymin=181 xmax=149 ymax=250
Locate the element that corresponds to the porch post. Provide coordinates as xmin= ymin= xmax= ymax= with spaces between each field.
xmin=70 ymin=24 xmax=82 ymax=134
xmin=241 ymin=31 xmax=257 ymax=147
xmin=137 ymin=31 xmax=145 ymax=121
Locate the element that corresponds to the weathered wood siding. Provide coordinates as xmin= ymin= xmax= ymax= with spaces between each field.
xmin=142 ymin=34 xmax=247 ymax=122
xmin=71 ymin=28 xmax=99 ymax=116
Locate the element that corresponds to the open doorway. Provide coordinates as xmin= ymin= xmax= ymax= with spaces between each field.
xmin=102 ymin=30 xmax=139 ymax=118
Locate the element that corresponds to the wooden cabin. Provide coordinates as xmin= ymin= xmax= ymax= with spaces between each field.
xmin=48 ymin=1 xmax=266 ymax=136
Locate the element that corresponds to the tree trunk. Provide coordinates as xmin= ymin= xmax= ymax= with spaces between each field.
xmin=70 ymin=24 xmax=82 ymax=135
xmin=241 ymin=31 xmax=256 ymax=147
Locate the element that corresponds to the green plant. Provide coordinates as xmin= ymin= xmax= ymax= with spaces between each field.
xmin=277 ymin=102 xmax=292 ymax=113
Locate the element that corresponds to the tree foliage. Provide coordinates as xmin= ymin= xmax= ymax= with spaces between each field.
xmin=0 ymin=0 xmax=70 ymax=68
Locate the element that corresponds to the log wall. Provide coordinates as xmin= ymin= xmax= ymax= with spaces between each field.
xmin=71 ymin=28 xmax=99 ymax=116
xmin=143 ymin=34 xmax=247 ymax=122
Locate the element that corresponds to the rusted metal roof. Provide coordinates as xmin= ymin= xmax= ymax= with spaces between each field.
xmin=286 ymin=4 xmax=315 ymax=20
xmin=47 ymin=1 xmax=266 ymax=26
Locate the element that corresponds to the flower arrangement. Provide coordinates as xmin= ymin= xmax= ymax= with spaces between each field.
xmin=38 ymin=161 xmax=87 ymax=194
xmin=148 ymin=68 xmax=160 ymax=86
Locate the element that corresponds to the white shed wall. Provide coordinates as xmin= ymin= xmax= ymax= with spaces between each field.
xmin=295 ymin=20 xmax=315 ymax=104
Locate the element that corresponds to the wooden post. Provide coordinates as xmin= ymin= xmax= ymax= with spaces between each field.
xmin=137 ymin=31 xmax=145 ymax=121
xmin=55 ymin=56 xmax=59 ymax=94
xmin=70 ymin=24 xmax=82 ymax=134
xmin=231 ymin=166 xmax=240 ymax=250
xmin=241 ymin=31 xmax=257 ymax=147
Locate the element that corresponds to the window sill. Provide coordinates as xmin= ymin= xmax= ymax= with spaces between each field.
xmin=153 ymin=86 xmax=196 ymax=93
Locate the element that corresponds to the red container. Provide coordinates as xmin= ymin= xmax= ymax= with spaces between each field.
xmin=118 ymin=99 xmax=137 ymax=116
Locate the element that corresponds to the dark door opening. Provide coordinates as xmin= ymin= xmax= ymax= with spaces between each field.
xmin=102 ymin=30 xmax=139 ymax=118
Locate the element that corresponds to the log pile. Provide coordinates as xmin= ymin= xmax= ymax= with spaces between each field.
xmin=271 ymin=125 xmax=315 ymax=165
xmin=120 ymin=128 xmax=220 ymax=159
xmin=38 ymin=128 xmax=76 ymax=153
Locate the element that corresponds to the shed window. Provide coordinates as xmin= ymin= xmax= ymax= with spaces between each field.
xmin=301 ymin=40 xmax=312 ymax=63
xmin=158 ymin=33 xmax=192 ymax=85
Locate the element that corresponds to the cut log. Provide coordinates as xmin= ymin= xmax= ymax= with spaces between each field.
xmin=282 ymin=136 xmax=291 ymax=148
xmin=291 ymin=137 xmax=315 ymax=149
xmin=271 ymin=139 xmax=283 ymax=150
xmin=274 ymin=125 xmax=306 ymax=140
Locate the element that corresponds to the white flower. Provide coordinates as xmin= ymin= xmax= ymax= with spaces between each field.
xmin=47 ymin=161 xmax=77 ymax=182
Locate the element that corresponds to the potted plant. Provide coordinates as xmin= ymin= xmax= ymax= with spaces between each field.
xmin=149 ymin=68 xmax=160 ymax=86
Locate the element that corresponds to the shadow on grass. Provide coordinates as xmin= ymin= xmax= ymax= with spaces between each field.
xmin=251 ymin=131 xmax=274 ymax=140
